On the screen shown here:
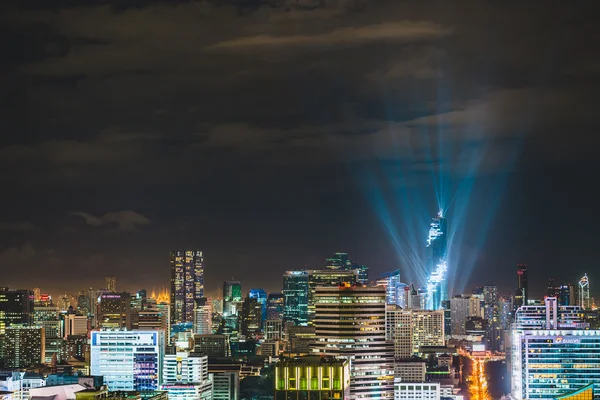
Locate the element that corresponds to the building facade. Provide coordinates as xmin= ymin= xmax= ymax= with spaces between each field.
xmin=283 ymin=271 xmax=309 ymax=327
xmin=275 ymin=356 xmax=350 ymax=400
xmin=4 ymin=325 xmax=45 ymax=368
xmin=311 ymin=286 xmax=394 ymax=399
xmin=161 ymin=352 xmax=213 ymax=400
xmin=90 ymin=330 xmax=164 ymax=392
xmin=170 ymin=250 xmax=204 ymax=324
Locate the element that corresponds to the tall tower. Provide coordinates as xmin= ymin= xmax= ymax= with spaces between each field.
xmin=426 ymin=211 xmax=447 ymax=310
xmin=578 ymin=274 xmax=590 ymax=310
xmin=514 ymin=264 xmax=528 ymax=308
xmin=170 ymin=250 xmax=204 ymax=325
xmin=222 ymin=281 xmax=242 ymax=317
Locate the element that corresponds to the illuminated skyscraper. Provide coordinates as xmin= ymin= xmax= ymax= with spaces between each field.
xmin=170 ymin=250 xmax=204 ymax=324
xmin=248 ymin=288 xmax=267 ymax=326
xmin=4 ymin=325 xmax=45 ymax=368
xmin=579 ymin=274 xmax=590 ymax=310
xmin=222 ymin=281 xmax=242 ymax=317
xmin=97 ymin=292 xmax=131 ymax=329
xmin=311 ymin=285 xmax=394 ymax=399
xmin=377 ymin=269 xmax=408 ymax=308
xmin=193 ymin=298 xmax=212 ymax=335
xmin=514 ymin=264 xmax=528 ymax=309
xmin=283 ymin=271 xmax=309 ymax=326
xmin=426 ymin=211 xmax=447 ymax=310
xmin=307 ymin=269 xmax=358 ymax=325
xmin=325 ymin=252 xmax=369 ymax=284
xmin=0 ymin=288 xmax=34 ymax=334
xmin=266 ymin=293 xmax=284 ymax=320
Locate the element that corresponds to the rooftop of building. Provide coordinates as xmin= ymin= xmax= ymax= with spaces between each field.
xmin=277 ymin=356 xmax=348 ymax=365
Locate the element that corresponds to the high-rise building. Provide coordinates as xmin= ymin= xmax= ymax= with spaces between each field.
xmin=514 ymin=264 xmax=528 ymax=309
xmin=4 ymin=325 xmax=45 ymax=368
xmin=105 ymin=277 xmax=117 ymax=292
xmin=90 ymin=330 xmax=164 ymax=391
xmin=240 ymin=296 xmax=262 ymax=338
xmin=579 ymin=274 xmax=591 ymax=310
xmin=265 ymin=319 xmax=283 ymax=341
xmin=450 ymin=295 xmax=481 ymax=336
xmin=377 ymin=270 xmax=408 ymax=308
xmin=412 ymin=310 xmax=445 ymax=353
xmin=274 ymin=356 xmax=351 ymax=399
xmin=426 ymin=211 xmax=448 ymax=310
xmin=287 ymin=326 xmax=316 ymax=355
xmin=161 ymin=352 xmax=213 ymax=400
xmin=193 ymin=298 xmax=212 ymax=335
xmin=77 ymin=291 xmax=91 ymax=316
xmin=64 ymin=313 xmax=88 ymax=338
xmin=266 ymin=293 xmax=285 ymax=320
xmin=33 ymin=303 xmax=61 ymax=363
xmin=511 ymin=297 xmax=600 ymax=400
xmin=209 ymin=369 xmax=239 ymax=400
xmin=325 ymin=252 xmax=368 ymax=284
xmin=0 ymin=288 xmax=34 ymax=334
xmin=386 ymin=307 xmax=445 ymax=358
xmin=170 ymin=250 xmax=204 ymax=325
xmin=248 ymin=289 xmax=267 ymax=326
xmin=393 ymin=360 xmax=427 ymax=383
xmin=283 ymin=271 xmax=309 ymax=326
xmin=307 ymin=269 xmax=358 ymax=324
xmin=97 ymin=292 xmax=131 ymax=329
xmin=311 ymin=285 xmax=394 ymax=399
xmin=193 ymin=334 xmax=230 ymax=357
xmin=222 ymin=281 xmax=242 ymax=317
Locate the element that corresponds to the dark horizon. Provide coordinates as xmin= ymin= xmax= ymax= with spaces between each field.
xmin=1 ymin=1 xmax=598 ymax=301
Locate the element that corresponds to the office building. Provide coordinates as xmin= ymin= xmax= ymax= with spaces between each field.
xmin=0 ymin=288 xmax=34 ymax=334
xmin=265 ymin=319 xmax=283 ymax=341
xmin=394 ymin=380 xmax=440 ymax=400
xmin=33 ymin=303 xmax=63 ymax=362
xmin=64 ymin=334 xmax=89 ymax=360
xmin=511 ymin=328 xmax=600 ymax=399
xmin=275 ymin=356 xmax=350 ymax=399
xmin=90 ymin=330 xmax=164 ymax=391
xmin=248 ymin=289 xmax=267 ymax=326
xmin=287 ymin=326 xmax=316 ymax=355
xmin=324 ymin=252 xmax=368 ymax=284
xmin=412 ymin=310 xmax=445 ymax=353
xmin=386 ymin=306 xmax=413 ymax=358
xmin=64 ymin=313 xmax=89 ymax=338
xmin=170 ymin=250 xmax=204 ymax=324
xmin=514 ymin=264 xmax=528 ymax=309
xmin=240 ymin=296 xmax=262 ymax=338
xmin=4 ymin=325 xmax=44 ymax=368
xmin=193 ymin=298 xmax=212 ymax=335
xmin=283 ymin=271 xmax=309 ymax=326
xmin=96 ymin=292 xmax=131 ymax=329
xmin=311 ymin=285 xmax=394 ymax=399
xmin=386 ymin=307 xmax=445 ymax=357
xmin=210 ymin=370 xmax=239 ymax=400
xmin=377 ymin=270 xmax=407 ymax=308
xmin=394 ymin=359 xmax=427 ymax=382
xmin=193 ymin=334 xmax=230 ymax=357
xmin=223 ymin=281 xmax=242 ymax=317
xmin=307 ymin=269 xmax=358 ymax=325
xmin=450 ymin=295 xmax=481 ymax=336
xmin=267 ymin=293 xmax=285 ymax=320
xmin=514 ymin=297 xmax=586 ymax=330
xmin=161 ymin=352 xmax=212 ymax=400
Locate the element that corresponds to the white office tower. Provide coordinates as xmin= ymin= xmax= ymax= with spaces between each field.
xmin=90 ymin=330 xmax=164 ymax=391
xmin=311 ymin=285 xmax=394 ymax=399
xmin=386 ymin=306 xmax=445 ymax=358
xmin=161 ymin=352 xmax=213 ymax=399
xmin=394 ymin=379 xmax=440 ymax=400
xmin=511 ymin=297 xmax=599 ymax=400
xmin=194 ymin=298 xmax=212 ymax=335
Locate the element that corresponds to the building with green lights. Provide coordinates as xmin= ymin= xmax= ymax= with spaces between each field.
xmin=275 ymin=356 xmax=350 ymax=400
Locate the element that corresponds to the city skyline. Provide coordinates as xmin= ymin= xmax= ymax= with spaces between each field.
xmin=1 ymin=2 xmax=598 ymax=301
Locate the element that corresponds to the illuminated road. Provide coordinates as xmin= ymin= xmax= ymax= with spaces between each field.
xmin=468 ymin=358 xmax=490 ymax=400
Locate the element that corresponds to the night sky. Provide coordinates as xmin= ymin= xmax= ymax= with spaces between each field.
xmin=1 ymin=1 xmax=598 ymax=300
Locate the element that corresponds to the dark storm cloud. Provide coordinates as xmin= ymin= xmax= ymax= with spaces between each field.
xmin=1 ymin=0 xmax=598 ymax=297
